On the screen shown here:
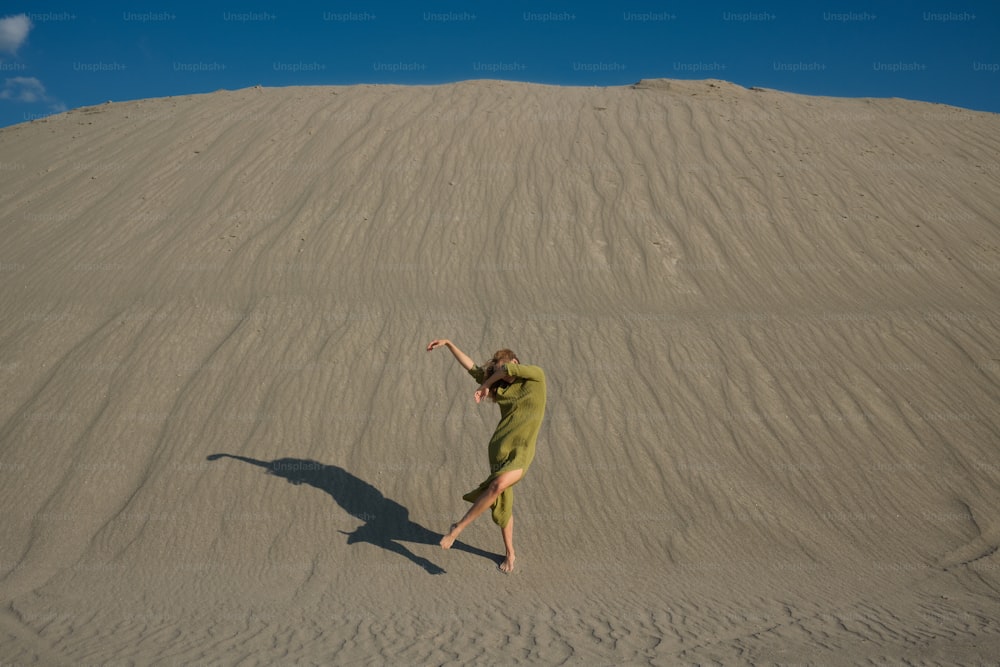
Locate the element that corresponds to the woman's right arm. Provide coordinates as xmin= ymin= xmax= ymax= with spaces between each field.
xmin=426 ymin=339 xmax=475 ymax=371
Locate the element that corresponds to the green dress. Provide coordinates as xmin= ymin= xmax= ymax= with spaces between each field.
xmin=463 ymin=362 xmax=547 ymax=528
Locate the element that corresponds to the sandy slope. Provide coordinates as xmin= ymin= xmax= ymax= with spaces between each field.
xmin=1 ymin=79 xmax=999 ymax=664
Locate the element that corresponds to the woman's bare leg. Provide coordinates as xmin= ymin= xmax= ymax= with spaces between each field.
xmin=440 ymin=468 xmax=523 ymax=549
xmin=500 ymin=515 xmax=515 ymax=573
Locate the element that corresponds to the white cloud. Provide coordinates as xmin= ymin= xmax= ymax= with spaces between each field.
xmin=0 ymin=77 xmax=66 ymax=113
xmin=0 ymin=14 xmax=32 ymax=55
xmin=1 ymin=76 xmax=47 ymax=103
xmin=0 ymin=17 xmax=61 ymax=115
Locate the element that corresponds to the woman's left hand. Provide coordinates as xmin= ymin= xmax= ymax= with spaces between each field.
xmin=474 ymin=386 xmax=489 ymax=404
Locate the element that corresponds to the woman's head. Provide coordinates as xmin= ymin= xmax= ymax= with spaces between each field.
xmin=484 ymin=349 xmax=518 ymax=375
xmin=483 ymin=349 xmax=518 ymax=401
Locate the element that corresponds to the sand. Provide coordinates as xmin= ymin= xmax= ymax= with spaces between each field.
xmin=0 ymin=78 xmax=998 ymax=664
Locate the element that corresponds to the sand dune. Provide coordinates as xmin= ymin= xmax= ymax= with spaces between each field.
xmin=1 ymin=79 xmax=999 ymax=664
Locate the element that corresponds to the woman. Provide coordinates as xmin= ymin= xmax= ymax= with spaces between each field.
xmin=426 ymin=338 xmax=547 ymax=573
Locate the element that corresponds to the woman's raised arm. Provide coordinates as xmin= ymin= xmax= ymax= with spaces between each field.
xmin=426 ymin=339 xmax=476 ymax=371
xmin=473 ymin=365 xmax=515 ymax=404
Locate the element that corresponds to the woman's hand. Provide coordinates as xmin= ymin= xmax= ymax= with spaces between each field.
xmin=426 ymin=339 xmax=475 ymax=371
xmin=426 ymin=339 xmax=450 ymax=351
xmin=474 ymin=385 xmax=490 ymax=404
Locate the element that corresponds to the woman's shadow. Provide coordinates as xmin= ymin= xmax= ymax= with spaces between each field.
xmin=206 ymin=453 xmax=500 ymax=574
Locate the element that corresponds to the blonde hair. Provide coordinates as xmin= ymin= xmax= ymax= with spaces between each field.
xmin=483 ymin=349 xmax=518 ymax=402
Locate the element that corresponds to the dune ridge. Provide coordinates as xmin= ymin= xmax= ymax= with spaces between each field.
xmin=1 ymin=79 xmax=999 ymax=664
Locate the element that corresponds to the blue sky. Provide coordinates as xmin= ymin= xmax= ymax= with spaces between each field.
xmin=0 ymin=1 xmax=998 ymax=127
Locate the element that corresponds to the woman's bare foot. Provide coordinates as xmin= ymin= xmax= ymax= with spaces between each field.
xmin=499 ymin=553 xmax=515 ymax=573
xmin=440 ymin=524 xmax=460 ymax=549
